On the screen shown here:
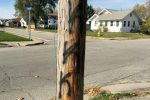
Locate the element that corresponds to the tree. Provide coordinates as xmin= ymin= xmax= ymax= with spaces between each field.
xmin=133 ymin=1 xmax=150 ymax=33
xmin=140 ymin=0 xmax=150 ymax=33
xmin=141 ymin=17 xmax=150 ymax=34
xmin=87 ymin=4 xmax=94 ymax=19
xmin=146 ymin=0 xmax=150 ymax=17
xmin=14 ymin=0 xmax=57 ymax=27
xmin=134 ymin=4 xmax=146 ymax=20
xmin=57 ymin=0 xmax=86 ymax=100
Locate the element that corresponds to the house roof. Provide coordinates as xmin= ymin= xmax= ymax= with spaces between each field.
xmin=87 ymin=8 xmax=120 ymax=22
xmin=0 ymin=19 xmax=5 ymax=22
xmin=106 ymin=9 xmax=119 ymax=13
xmin=12 ymin=18 xmax=21 ymax=22
xmin=94 ymin=8 xmax=103 ymax=14
xmin=96 ymin=9 xmax=134 ymax=21
xmin=87 ymin=14 xmax=99 ymax=22
xmin=48 ymin=14 xmax=58 ymax=20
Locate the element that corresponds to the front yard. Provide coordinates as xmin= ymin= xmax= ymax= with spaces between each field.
xmin=86 ymin=31 xmax=150 ymax=39
xmin=0 ymin=31 xmax=30 ymax=42
xmin=37 ymin=29 xmax=150 ymax=40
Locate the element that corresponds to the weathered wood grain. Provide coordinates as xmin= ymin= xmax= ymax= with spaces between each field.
xmin=57 ymin=0 xmax=87 ymax=100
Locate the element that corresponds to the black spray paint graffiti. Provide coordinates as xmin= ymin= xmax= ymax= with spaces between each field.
xmin=59 ymin=41 xmax=80 ymax=98
xmin=63 ymin=41 xmax=79 ymax=64
xmin=59 ymin=71 xmax=72 ymax=98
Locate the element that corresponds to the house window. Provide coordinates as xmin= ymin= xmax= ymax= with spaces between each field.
xmin=130 ymin=13 xmax=132 ymax=17
xmin=100 ymin=21 xmax=102 ymax=26
xmin=124 ymin=21 xmax=126 ymax=27
xmin=116 ymin=21 xmax=119 ymax=27
xmin=54 ymin=21 xmax=56 ymax=23
xmin=105 ymin=21 xmax=107 ymax=26
xmin=133 ymin=21 xmax=135 ymax=27
xmin=111 ymin=21 xmax=113 ymax=26
xmin=49 ymin=21 xmax=51 ymax=23
xmin=89 ymin=21 xmax=91 ymax=25
xmin=128 ymin=21 xmax=130 ymax=27
xmin=95 ymin=21 xmax=98 ymax=26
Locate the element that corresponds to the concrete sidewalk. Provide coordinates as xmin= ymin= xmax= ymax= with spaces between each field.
xmin=101 ymin=83 xmax=150 ymax=94
xmin=84 ymin=82 xmax=150 ymax=100
xmin=1 ymin=28 xmax=57 ymax=47
xmin=120 ymin=96 xmax=150 ymax=100
xmin=5 ymin=28 xmax=56 ymax=42
xmin=0 ymin=40 xmax=45 ymax=47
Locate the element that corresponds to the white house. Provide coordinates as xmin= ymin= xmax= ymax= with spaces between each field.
xmin=86 ymin=9 xmax=102 ymax=29
xmin=37 ymin=21 xmax=48 ymax=28
xmin=48 ymin=18 xmax=57 ymax=28
xmin=0 ymin=20 xmax=3 ymax=25
xmin=20 ymin=18 xmax=27 ymax=27
xmin=48 ymin=14 xmax=58 ymax=28
xmin=0 ymin=19 xmax=11 ymax=27
xmin=5 ymin=20 xmax=11 ymax=27
xmin=87 ymin=9 xmax=141 ymax=32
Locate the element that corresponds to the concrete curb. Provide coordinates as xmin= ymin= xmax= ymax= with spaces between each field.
xmin=0 ymin=41 xmax=44 ymax=47
xmin=0 ymin=43 xmax=13 ymax=47
xmin=100 ymin=82 xmax=150 ymax=94
xmin=120 ymin=95 xmax=150 ymax=100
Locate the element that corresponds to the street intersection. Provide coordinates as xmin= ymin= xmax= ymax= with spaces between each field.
xmin=1 ymin=28 xmax=150 ymax=99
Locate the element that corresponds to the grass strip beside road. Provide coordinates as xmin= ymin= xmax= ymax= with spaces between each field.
xmin=10 ymin=28 xmax=150 ymax=40
xmin=91 ymin=91 xmax=135 ymax=100
xmin=91 ymin=91 xmax=150 ymax=100
xmin=35 ymin=29 xmax=150 ymax=40
xmin=0 ymin=31 xmax=30 ymax=42
xmin=86 ymin=31 xmax=150 ymax=39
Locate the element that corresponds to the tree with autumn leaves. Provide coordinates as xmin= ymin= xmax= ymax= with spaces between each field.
xmin=134 ymin=0 xmax=150 ymax=33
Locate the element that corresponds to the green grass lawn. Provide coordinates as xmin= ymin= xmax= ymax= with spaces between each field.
xmin=0 ymin=31 xmax=30 ymax=42
xmin=86 ymin=31 xmax=150 ymax=39
xmin=35 ymin=29 xmax=150 ymax=40
xmin=13 ymin=27 xmax=150 ymax=40
xmin=91 ymin=91 xmax=137 ymax=100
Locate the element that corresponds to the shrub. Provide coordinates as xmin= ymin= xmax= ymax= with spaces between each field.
xmin=141 ymin=17 xmax=150 ymax=34
xmin=22 ymin=26 xmax=26 ymax=28
xmin=0 ymin=24 xmax=5 ymax=27
xmin=104 ymin=27 xmax=108 ymax=32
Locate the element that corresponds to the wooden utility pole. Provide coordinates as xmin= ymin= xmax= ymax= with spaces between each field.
xmin=57 ymin=0 xmax=87 ymax=100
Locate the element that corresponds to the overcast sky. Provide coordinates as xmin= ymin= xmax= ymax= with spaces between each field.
xmin=0 ymin=0 xmax=147 ymax=19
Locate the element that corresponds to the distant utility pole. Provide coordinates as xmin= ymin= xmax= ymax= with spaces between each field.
xmin=57 ymin=0 xmax=87 ymax=100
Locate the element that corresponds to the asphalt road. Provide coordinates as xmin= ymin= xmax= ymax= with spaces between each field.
xmin=0 ymin=45 xmax=57 ymax=100
xmin=1 ymin=28 xmax=150 ymax=99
